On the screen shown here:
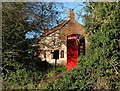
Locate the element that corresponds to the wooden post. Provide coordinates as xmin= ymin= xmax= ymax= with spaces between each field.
xmin=55 ymin=59 xmax=57 ymax=70
xmin=53 ymin=50 xmax=59 ymax=70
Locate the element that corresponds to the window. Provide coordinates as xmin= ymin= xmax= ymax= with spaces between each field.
xmin=61 ymin=50 xmax=64 ymax=58
xmin=44 ymin=50 xmax=46 ymax=58
xmin=79 ymin=37 xmax=85 ymax=55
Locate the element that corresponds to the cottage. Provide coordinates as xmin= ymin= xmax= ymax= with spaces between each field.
xmin=38 ymin=9 xmax=88 ymax=70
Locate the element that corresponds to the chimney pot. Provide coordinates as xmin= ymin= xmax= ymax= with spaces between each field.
xmin=68 ymin=9 xmax=74 ymax=20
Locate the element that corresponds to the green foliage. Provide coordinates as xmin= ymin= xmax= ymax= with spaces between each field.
xmin=2 ymin=2 xmax=120 ymax=90
xmin=2 ymin=2 xmax=64 ymax=89
xmin=45 ymin=2 xmax=120 ymax=90
xmin=46 ymin=65 xmax=66 ymax=78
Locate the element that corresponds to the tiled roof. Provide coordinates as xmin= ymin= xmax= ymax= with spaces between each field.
xmin=42 ymin=20 xmax=70 ymax=37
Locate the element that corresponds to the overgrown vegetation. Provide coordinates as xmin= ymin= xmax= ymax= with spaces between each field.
xmin=2 ymin=2 xmax=120 ymax=90
xmin=44 ymin=2 xmax=120 ymax=90
xmin=2 ymin=2 xmax=64 ymax=89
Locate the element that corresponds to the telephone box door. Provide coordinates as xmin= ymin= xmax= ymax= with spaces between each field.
xmin=67 ymin=34 xmax=79 ymax=71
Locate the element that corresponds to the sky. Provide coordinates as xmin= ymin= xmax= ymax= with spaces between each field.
xmin=62 ymin=2 xmax=85 ymax=25
xmin=26 ymin=2 xmax=86 ymax=39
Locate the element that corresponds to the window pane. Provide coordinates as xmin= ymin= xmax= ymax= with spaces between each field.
xmin=61 ymin=50 xmax=64 ymax=58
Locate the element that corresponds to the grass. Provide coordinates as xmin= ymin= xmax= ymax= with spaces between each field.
xmin=38 ymin=65 xmax=66 ymax=89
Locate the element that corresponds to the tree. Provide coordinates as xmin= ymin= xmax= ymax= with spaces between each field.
xmin=82 ymin=2 xmax=120 ymax=89
xmin=2 ymin=2 xmax=64 ymax=89
xmin=25 ymin=2 xmax=64 ymax=35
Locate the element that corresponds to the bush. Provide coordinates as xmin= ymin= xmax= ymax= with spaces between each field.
xmin=40 ymin=2 xmax=120 ymax=90
xmin=45 ymin=29 xmax=120 ymax=89
xmin=2 ymin=56 xmax=53 ymax=89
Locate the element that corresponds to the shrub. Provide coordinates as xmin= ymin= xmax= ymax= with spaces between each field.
xmin=45 ymin=2 xmax=120 ymax=89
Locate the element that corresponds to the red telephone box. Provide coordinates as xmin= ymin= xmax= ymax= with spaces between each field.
xmin=66 ymin=34 xmax=84 ymax=71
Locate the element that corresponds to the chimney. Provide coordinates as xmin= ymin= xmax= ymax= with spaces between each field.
xmin=44 ymin=26 xmax=48 ymax=32
xmin=68 ymin=9 xmax=74 ymax=20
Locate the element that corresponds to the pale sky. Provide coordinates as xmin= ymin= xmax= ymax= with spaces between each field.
xmin=26 ymin=2 xmax=86 ymax=38
xmin=61 ymin=2 xmax=85 ymax=25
